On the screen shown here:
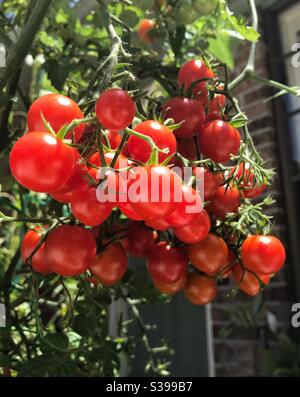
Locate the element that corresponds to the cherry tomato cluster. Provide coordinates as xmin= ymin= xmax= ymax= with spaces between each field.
xmin=10 ymin=58 xmax=286 ymax=306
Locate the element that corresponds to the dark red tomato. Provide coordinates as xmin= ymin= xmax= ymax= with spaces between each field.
xmin=95 ymin=88 xmax=136 ymax=130
xmin=137 ymin=19 xmax=156 ymax=43
xmin=178 ymin=59 xmax=215 ymax=105
xmin=88 ymin=151 xmax=128 ymax=170
xmin=220 ymin=250 xmax=236 ymax=279
xmin=21 ymin=228 xmax=50 ymax=274
xmin=177 ymin=138 xmax=197 ymax=162
xmin=232 ymin=263 xmax=271 ymax=296
xmin=148 ymin=242 xmax=188 ymax=284
xmin=128 ymin=166 xmax=182 ymax=220
xmin=145 ymin=217 xmax=170 ymax=231
xmin=184 ymin=273 xmax=217 ymax=305
xmin=205 ymin=111 xmax=224 ymax=123
xmin=192 ymin=167 xmax=223 ymax=200
xmin=153 ymin=273 xmax=187 ymax=295
xmin=163 ymin=97 xmax=205 ymax=139
xmin=45 ymin=225 xmax=97 ymax=276
xmin=210 ymin=94 xmax=226 ymax=112
xmin=208 ymin=185 xmax=241 ymax=220
xmin=119 ymin=201 xmax=144 ymax=221
xmin=198 ymin=120 xmax=241 ymax=163
xmin=71 ymin=168 xmax=114 ymax=227
xmin=174 ymin=210 xmax=211 ymax=244
xmin=127 ymin=120 xmax=177 ymax=164
xmin=89 ymin=243 xmax=128 ymax=286
xmin=234 ymin=162 xmax=267 ymax=199
xmin=96 ymin=167 xmax=126 ymax=205
xmin=27 ymin=94 xmax=85 ymax=142
xmin=102 ymin=130 xmax=122 ymax=150
xmin=165 ymin=185 xmax=201 ymax=228
xmin=241 ymin=235 xmax=286 ymax=275
xmin=9 ymin=132 xmax=75 ymax=193
xmin=128 ymin=222 xmax=158 ymax=257
xmin=187 ymin=233 xmax=228 ymax=276
xmin=50 ymin=190 xmax=73 ymax=203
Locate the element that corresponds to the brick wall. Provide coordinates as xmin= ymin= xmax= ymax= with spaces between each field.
xmin=212 ymin=30 xmax=293 ymax=377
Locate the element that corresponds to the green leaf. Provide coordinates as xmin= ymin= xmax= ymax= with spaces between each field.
xmin=0 ymin=353 xmax=11 ymax=367
xmin=55 ymin=9 xmax=69 ymax=24
xmin=119 ymin=10 xmax=139 ymax=28
xmin=42 ymin=333 xmax=69 ymax=352
xmin=45 ymin=59 xmax=73 ymax=91
xmin=208 ymin=31 xmax=234 ymax=69
xmin=73 ymin=314 xmax=96 ymax=337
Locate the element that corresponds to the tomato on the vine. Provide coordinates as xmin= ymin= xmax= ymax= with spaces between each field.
xmin=232 ymin=263 xmax=271 ymax=296
xmin=127 ymin=120 xmax=177 ymax=164
xmin=210 ymin=94 xmax=226 ymax=113
xmin=137 ymin=19 xmax=156 ymax=43
xmin=148 ymin=242 xmax=188 ymax=284
xmin=89 ymin=151 xmax=128 ymax=171
xmin=102 ymin=130 xmax=122 ymax=150
xmin=187 ymin=233 xmax=228 ymax=276
xmin=95 ymin=88 xmax=136 ymax=131
xmin=128 ymin=222 xmax=158 ymax=257
xmin=27 ymin=93 xmax=85 ymax=142
xmin=234 ymin=162 xmax=267 ymax=199
xmin=89 ymin=243 xmax=128 ymax=286
xmin=145 ymin=217 xmax=170 ymax=231
xmin=9 ymin=132 xmax=75 ymax=193
xmin=207 ymin=185 xmax=241 ymax=220
xmin=153 ymin=274 xmax=187 ymax=295
xmin=241 ymin=235 xmax=286 ymax=275
xmin=184 ymin=273 xmax=217 ymax=305
xmin=174 ymin=210 xmax=211 ymax=244
xmin=193 ymin=167 xmax=223 ymax=200
xmin=21 ymin=228 xmax=50 ymax=274
xmin=45 ymin=225 xmax=97 ymax=276
xmin=50 ymin=190 xmax=73 ymax=204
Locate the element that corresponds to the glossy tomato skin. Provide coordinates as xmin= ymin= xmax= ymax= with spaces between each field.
xmin=199 ymin=120 xmax=241 ymax=163
xmin=127 ymin=120 xmax=177 ymax=164
xmin=234 ymin=162 xmax=266 ymax=199
xmin=128 ymin=166 xmax=182 ymax=220
xmin=241 ymin=235 xmax=286 ymax=275
xmin=27 ymin=94 xmax=85 ymax=142
xmin=128 ymin=223 xmax=157 ymax=257
xmin=102 ymin=130 xmax=122 ymax=150
xmin=232 ymin=263 xmax=271 ymax=296
xmin=119 ymin=201 xmax=144 ymax=221
xmin=50 ymin=190 xmax=73 ymax=203
xmin=193 ymin=167 xmax=223 ymax=200
xmin=187 ymin=233 xmax=228 ymax=276
xmin=153 ymin=273 xmax=187 ymax=295
xmin=208 ymin=185 xmax=241 ymax=220
xmin=205 ymin=111 xmax=224 ymax=123
xmin=21 ymin=228 xmax=50 ymax=274
xmin=89 ymin=243 xmax=128 ymax=286
xmin=145 ymin=217 xmax=170 ymax=231
xmin=184 ymin=273 xmax=217 ymax=305
xmin=210 ymin=94 xmax=226 ymax=113
xmin=9 ymin=132 xmax=75 ymax=193
xmin=148 ymin=242 xmax=188 ymax=284
xmin=95 ymin=89 xmax=136 ymax=131
xmin=138 ymin=19 xmax=155 ymax=43
xmin=163 ymin=97 xmax=205 ymax=139
xmin=88 ymin=151 xmax=128 ymax=170
xmin=165 ymin=185 xmax=201 ymax=228
xmin=45 ymin=225 xmax=97 ymax=277
xmin=176 ymin=138 xmax=197 ymax=162
xmin=174 ymin=210 xmax=211 ymax=244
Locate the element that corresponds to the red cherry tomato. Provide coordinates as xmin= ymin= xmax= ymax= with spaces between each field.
xmin=45 ymin=225 xmax=97 ymax=276
xmin=138 ymin=19 xmax=156 ymax=43
xmin=127 ymin=120 xmax=177 ymax=164
xmin=210 ymin=94 xmax=226 ymax=113
xmin=174 ymin=210 xmax=211 ymax=244
xmin=177 ymin=138 xmax=197 ymax=162
xmin=128 ymin=222 xmax=157 ymax=257
xmin=88 ymin=151 xmax=128 ymax=170
xmin=50 ymin=190 xmax=73 ymax=204
xmin=102 ymin=130 xmax=122 ymax=150
xmin=153 ymin=273 xmax=187 ymax=295
xmin=220 ymin=250 xmax=236 ymax=279
xmin=205 ymin=111 xmax=224 ymax=123
xmin=187 ymin=233 xmax=228 ymax=276
xmin=27 ymin=94 xmax=85 ymax=142
xmin=148 ymin=242 xmax=188 ymax=284
xmin=241 ymin=235 xmax=286 ymax=275
xmin=119 ymin=201 xmax=144 ymax=221
xmin=21 ymin=228 xmax=50 ymax=274
xmin=232 ymin=263 xmax=271 ymax=296
xmin=234 ymin=162 xmax=267 ymax=199
xmin=198 ymin=120 xmax=241 ymax=163
xmin=145 ymin=217 xmax=170 ymax=231
xmin=193 ymin=167 xmax=223 ymax=200
xmin=9 ymin=132 xmax=75 ymax=193
xmin=95 ymin=89 xmax=136 ymax=131
xmin=163 ymin=97 xmax=205 ymax=139
xmin=89 ymin=243 xmax=128 ymax=286
xmin=127 ymin=166 xmax=182 ymax=220
xmin=184 ymin=273 xmax=217 ymax=305
xmin=208 ymin=185 xmax=241 ymax=220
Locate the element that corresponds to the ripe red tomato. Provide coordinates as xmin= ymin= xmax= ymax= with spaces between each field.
xmin=127 ymin=120 xmax=177 ymax=164
xmin=45 ymin=225 xmax=97 ymax=276
xmin=184 ymin=273 xmax=217 ymax=305
xmin=95 ymin=89 xmax=136 ymax=131
xmin=127 ymin=166 xmax=182 ymax=220
xmin=178 ymin=59 xmax=215 ymax=105
xmin=187 ymin=233 xmax=228 ymax=276
xmin=21 ymin=228 xmax=50 ymax=274
xmin=220 ymin=250 xmax=236 ymax=279
xmin=145 ymin=217 xmax=170 ymax=231
xmin=193 ymin=167 xmax=223 ymax=200
xmin=232 ymin=263 xmax=271 ymax=296
xmin=165 ymin=185 xmax=201 ymax=228
xmin=234 ymin=162 xmax=267 ymax=199
xmin=153 ymin=273 xmax=187 ymax=295
xmin=210 ymin=94 xmax=226 ymax=113
xmin=102 ymin=130 xmax=122 ymax=150
xmin=119 ymin=201 xmax=144 ymax=221
xmin=70 ymin=168 xmax=114 ymax=227
xmin=148 ymin=242 xmax=188 ymax=284
xmin=174 ymin=210 xmax=211 ymax=244
xmin=176 ymin=138 xmax=197 ymax=162
xmin=198 ymin=120 xmax=241 ymax=163
xmin=27 ymin=94 xmax=85 ymax=142
xmin=137 ymin=19 xmax=156 ymax=43
xmin=205 ymin=111 xmax=224 ymax=123
xmin=241 ymin=235 xmax=286 ymax=275
xmin=10 ymin=132 xmax=75 ymax=193
xmin=88 ymin=151 xmax=128 ymax=170
xmin=50 ymin=190 xmax=73 ymax=203
xmin=128 ymin=222 xmax=157 ymax=257
xmin=89 ymin=243 xmax=128 ymax=286
xmin=207 ymin=185 xmax=241 ymax=220
xmin=163 ymin=97 xmax=205 ymax=139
